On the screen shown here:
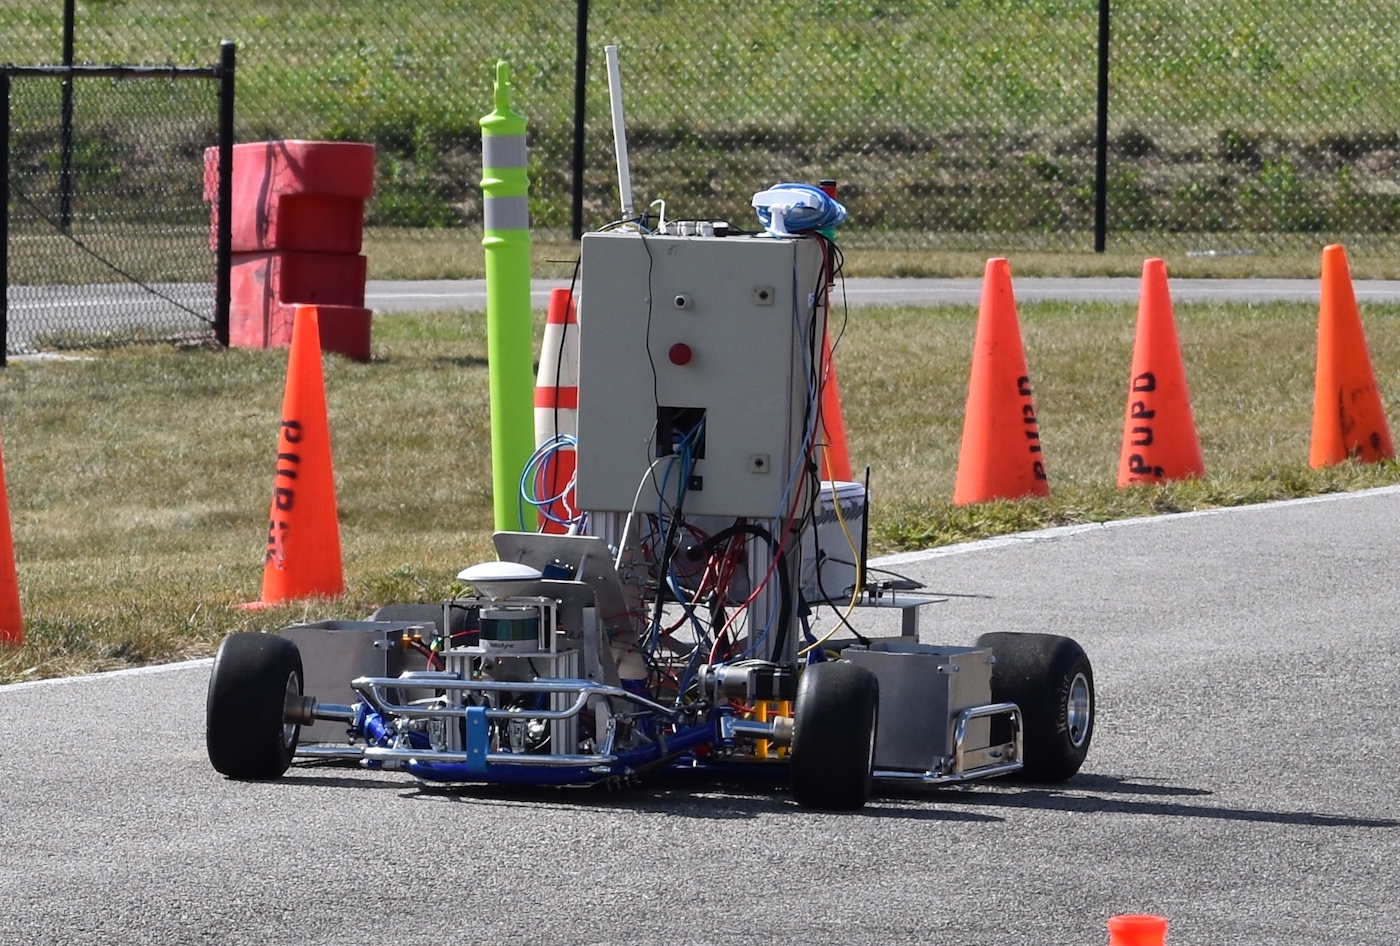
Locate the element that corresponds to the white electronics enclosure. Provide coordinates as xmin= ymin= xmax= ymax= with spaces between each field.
xmin=575 ymin=231 xmax=826 ymax=519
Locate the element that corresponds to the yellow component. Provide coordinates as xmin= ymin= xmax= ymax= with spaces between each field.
xmin=753 ymin=700 xmax=793 ymax=760
xmin=754 ymin=701 xmax=770 ymax=759
xmin=797 ymin=480 xmax=864 ymax=658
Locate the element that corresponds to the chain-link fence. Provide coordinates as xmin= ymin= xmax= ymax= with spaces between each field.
xmin=4 ymin=0 xmax=1400 ymax=257
xmin=2 ymin=62 xmax=229 ymax=356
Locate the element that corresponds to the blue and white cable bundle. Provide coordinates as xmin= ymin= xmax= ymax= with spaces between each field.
xmin=751 ymin=182 xmax=847 ymax=237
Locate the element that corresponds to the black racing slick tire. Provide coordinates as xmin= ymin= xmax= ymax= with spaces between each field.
xmin=205 ymin=632 xmax=303 ymax=780
xmin=976 ymin=632 xmax=1094 ymax=783
xmin=790 ymin=661 xmax=879 ymax=810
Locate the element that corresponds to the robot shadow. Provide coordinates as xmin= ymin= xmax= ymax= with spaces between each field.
xmin=907 ymin=772 xmax=1400 ymax=829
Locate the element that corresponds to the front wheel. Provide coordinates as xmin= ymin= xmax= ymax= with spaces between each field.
xmin=976 ymin=632 xmax=1094 ymax=782
xmin=789 ymin=661 xmax=879 ymax=810
xmin=206 ymin=632 xmax=303 ymax=779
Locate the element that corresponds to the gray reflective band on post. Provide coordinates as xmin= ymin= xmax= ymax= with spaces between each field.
xmin=484 ymin=195 xmax=530 ymax=231
xmin=483 ymin=136 xmax=527 ymax=170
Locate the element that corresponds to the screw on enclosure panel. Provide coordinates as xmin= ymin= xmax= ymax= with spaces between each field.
xmin=753 ymin=286 xmax=774 ymax=305
xmin=748 ymin=454 xmax=771 ymax=473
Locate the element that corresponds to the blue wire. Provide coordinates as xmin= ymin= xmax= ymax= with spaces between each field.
xmin=519 ymin=435 xmax=581 ymax=531
xmin=648 ymin=420 xmax=708 ymax=684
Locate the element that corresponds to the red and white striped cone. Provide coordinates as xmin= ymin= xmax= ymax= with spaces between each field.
xmin=533 ymin=288 xmax=579 ymax=532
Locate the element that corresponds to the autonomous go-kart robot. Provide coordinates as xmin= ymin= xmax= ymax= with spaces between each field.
xmin=206 ymin=208 xmax=1094 ymax=810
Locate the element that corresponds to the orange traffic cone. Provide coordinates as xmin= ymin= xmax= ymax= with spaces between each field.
xmin=246 ymin=305 xmax=345 ymax=606
xmin=1310 ymin=244 xmax=1394 ymax=467
xmin=1107 ymin=914 xmax=1168 ymax=946
xmin=533 ymin=288 xmax=579 ymax=533
xmin=952 ymin=258 xmax=1050 ymax=504
xmin=0 ymin=430 xmax=23 ymax=646
xmin=818 ymin=328 xmax=853 ymax=482
xmin=1117 ymin=259 xmax=1205 ymax=486
xmin=815 ymin=178 xmax=852 ymax=483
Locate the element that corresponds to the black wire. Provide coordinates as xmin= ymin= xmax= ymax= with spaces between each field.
xmin=538 ymin=256 xmax=583 ymax=523
xmin=702 ymin=523 xmax=793 ymax=664
xmin=7 ymin=175 xmax=213 ymax=323
xmin=801 ymin=234 xmax=867 ymax=645
xmin=864 ymin=564 xmax=929 ymax=591
xmin=637 ymin=229 xmax=683 ymax=643
xmin=630 ymin=227 xmax=691 ymax=652
xmin=639 ymin=231 xmax=662 ymax=416
xmin=554 ymin=256 xmax=582 ymax=444
xmin=811 ymin=551 xmax=871 ymax=646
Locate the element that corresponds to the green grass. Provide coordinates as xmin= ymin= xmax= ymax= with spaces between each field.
xmin=836 ymin=300 xmax=1400 ymax=546
xmin=8 ymin=223 xmax=1399 ymax=288
xmin=0 ymin=313 xmax=499 ymax=684
xmin=7 ymin=1 xmax=1397 ymax=133
xmin=361 ymin=227 xmax=1400 ymax=282
xmin=5 ymin=1 xmax=1400 ymax=241
xmin=2 ymin=298 xmax=1398 ymax=685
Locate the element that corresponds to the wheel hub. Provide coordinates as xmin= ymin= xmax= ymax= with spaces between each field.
xmin=282 ymin=671 xmax=302 ymax=748
xmin=1065 ymin=671 xmax=1091 ymax=748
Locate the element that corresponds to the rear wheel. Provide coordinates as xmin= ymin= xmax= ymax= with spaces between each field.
xmin=976 ymin=632 xmax=1094 ymax=782
xmin=206 ymin=632 xmax=303 ymax=780
xmin=790 ymin=661 xmax=879 ymax=810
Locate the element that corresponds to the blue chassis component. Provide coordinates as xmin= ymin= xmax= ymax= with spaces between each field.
xmin=400 ymin=714 xmax=722 ymax=786
xmin=313 ymin=674 xmax=774 ymax=788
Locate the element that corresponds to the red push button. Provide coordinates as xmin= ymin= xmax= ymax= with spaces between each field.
xmin=669 ymin=343 xmax=693 ymax=365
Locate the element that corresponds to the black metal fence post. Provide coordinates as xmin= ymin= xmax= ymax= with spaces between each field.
xmin=215 ymin=40 xmax=235 ymax=348
xmin=571 ymin=0 xmax=589 ymax=241
xmin=1 ymin=73 xmax=9 ymax=367
xmin=59 ymin=0 xmax=76 ymax=232
xmin=1094 ymin=0 xmax=1111 ymax=253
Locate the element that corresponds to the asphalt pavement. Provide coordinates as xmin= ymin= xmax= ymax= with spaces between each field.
xmin=5 ymin=268 xmax=1399 ymax=943
xmin=3 ymin=487 xmax=1397 ymax=946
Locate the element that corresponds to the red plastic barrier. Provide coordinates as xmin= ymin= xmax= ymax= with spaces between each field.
xmin=204 ymin=140 xmax=375 ymax=253
xmin=229 ymin=300 xmax=372 ymax=363
xmin=230 ymin=251 xmax=367 ymax=309
xmin=204 ymin=140 xmax=376 ymax=360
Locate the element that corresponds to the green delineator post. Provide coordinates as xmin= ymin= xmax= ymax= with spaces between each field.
xmin=480 ymin=61 xmax=535 ymax=530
